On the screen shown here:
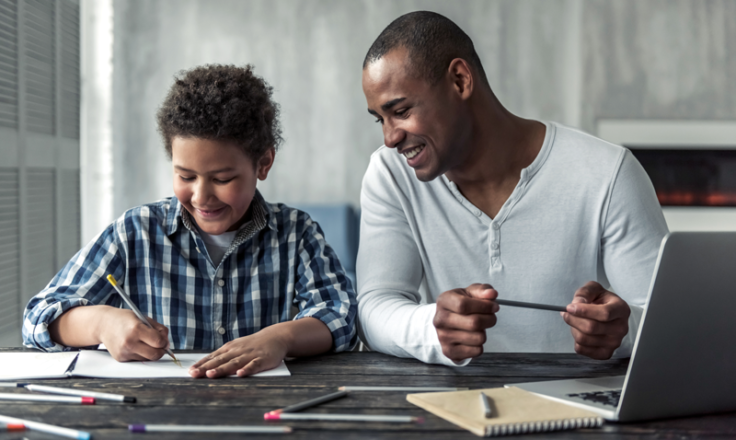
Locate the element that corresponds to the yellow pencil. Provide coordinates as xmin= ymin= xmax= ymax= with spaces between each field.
xmin=106 ymin=274 xmax=181 ymax=366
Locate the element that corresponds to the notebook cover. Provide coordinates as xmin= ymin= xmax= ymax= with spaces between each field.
xmin=407 ymin=386 xmax=603 ymax=437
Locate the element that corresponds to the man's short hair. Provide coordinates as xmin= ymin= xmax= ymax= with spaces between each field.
xmin=363 ymin=11 xmax=488 ymax=86
xmin=157 ymin=64 xmax=282 ymax=162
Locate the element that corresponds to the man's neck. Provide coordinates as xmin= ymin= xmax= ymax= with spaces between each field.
xmin=445 ymin=92 xmax=546 ymax=219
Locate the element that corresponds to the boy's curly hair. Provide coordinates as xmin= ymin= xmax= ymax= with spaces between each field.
xmin=157 ymin=64 xmax=282 ymax=162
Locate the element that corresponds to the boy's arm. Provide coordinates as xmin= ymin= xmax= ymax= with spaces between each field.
xmin=22 ymin=223 xmax=125 ymax=351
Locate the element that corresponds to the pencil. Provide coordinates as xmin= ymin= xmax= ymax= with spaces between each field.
xmin=0 ymin=383 xmax=22 ymax=388
xmin=270 ymin=390 xmax=348 ymax=414
xmin=129 ymin=425 xmax=292 ymax=434
xmin=264 ymin=413 xmax=423 ymax=423
xmin=0 ymin=414 xmax=91 ymax=440
xmin=24 ymin=384 xmax=135 ymax=403
xmin=495 ymin=298 xmax=567 ymax=312
xmin=106 ymin=274 xmax=180 ymax=366
xmin=0 ymin=394 xmax=95 ymax=405
xmin=338 ymin=386 xmax=467 ymax=392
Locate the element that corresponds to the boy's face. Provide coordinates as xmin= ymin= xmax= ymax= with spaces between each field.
xmin=172 ymin=137 xmax=274 ymax=235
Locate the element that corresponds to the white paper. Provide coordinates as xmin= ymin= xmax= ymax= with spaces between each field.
xmin=0 ymin=352 xmax=79 ymax=380
xmin=72 ymin=351 xmax=291 ymax=378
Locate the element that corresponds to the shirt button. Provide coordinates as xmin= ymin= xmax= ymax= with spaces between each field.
xmin=217 ymin=279 xmax=225 ymax=287
xmin=491 ymin=242 xmax=499 ymax=250
xmin=492 ymin=223 xmax=500 ymax=230
xmin=196 ymin=247 xmax=201 ymax=253
xmin=217 ymin=327 xmax=226 ymax=335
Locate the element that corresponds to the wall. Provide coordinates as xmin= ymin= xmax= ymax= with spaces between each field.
xmin=81 ymin=0 xmax=736 ymax=241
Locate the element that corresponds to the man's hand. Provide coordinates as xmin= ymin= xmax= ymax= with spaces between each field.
xmin=433 ymin=283 xmax=500 ymax=362
xmin=189 ymin=326 xmax=289 ymax=378
xmin=98 ymin=308 xmax=170 ymax=362
xmin=561 ymin=281 xmax=631 ymax=360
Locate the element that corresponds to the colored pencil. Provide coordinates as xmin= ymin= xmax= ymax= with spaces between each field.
xmin=264 ymin=413 xmax=422 ymax=423
xmin=129 ymin=425 xmax=292 ymax=434
xmin=270 ymin=390 xmax=348 ymax=414
xmin=0 ymin=394 xmax=94 ymax=405
xmin=24 ymin=384 xmax=135 ymax=403
xmin=0 ymin=414 xmax=91 ymax=440
xmin=338 ymin=386 xmax=466 ymax=392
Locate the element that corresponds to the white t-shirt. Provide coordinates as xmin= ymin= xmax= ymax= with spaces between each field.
xmin=196 ymin=226 xmax=238 ymax=267
xmin=356 ymin=122 xmax=669 ymax=367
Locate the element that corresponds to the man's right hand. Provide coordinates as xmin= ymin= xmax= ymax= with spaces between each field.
xmin=98 ymin=308 xmax=170 ymax=362
xmin=433 ymin=283 xmax=499 ymax=362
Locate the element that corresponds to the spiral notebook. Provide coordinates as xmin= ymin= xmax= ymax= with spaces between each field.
xmin=407 ymin=386 xmax=603 ymax=437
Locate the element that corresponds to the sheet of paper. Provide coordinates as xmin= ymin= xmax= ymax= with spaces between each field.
xmin=72 ymin=351 xmax=290 ymax=378
xmin=0 ymin=352 xmax=79 ymax=380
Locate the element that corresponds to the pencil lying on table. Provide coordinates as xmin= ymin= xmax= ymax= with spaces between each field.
xmin=338 ymin=386 xmax=467 ymax=392
xmin=23 ymin=384 xmax=136 ymax=403
xmin=0 ymin=393 xmax=95 ymax=405
xmin=264 ymin=413 xmax=423 ymax=423
xmin=269 ymin=390 xmax=348 ymax=414
xmin=0 ymin=414 xmax=91 ymax=440
xmin=106 ymin=274 xmax=180 ymax=366
xmin=129 ymin=425 xmax=292 ymax=434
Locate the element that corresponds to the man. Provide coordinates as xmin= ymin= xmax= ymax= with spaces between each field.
xmin=357 ymin=11 xmax=668 ymax=366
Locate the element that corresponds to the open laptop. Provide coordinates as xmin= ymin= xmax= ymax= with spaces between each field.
xmin=510 ymin=232 xmax=736 ymax=422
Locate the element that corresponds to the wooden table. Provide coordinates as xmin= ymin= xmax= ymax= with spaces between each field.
xmin=1 ymin=349 xmax=734 ymax=439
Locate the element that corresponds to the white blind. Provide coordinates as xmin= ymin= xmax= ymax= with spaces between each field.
xmin=0 ymin=0 xmax=18 ymax=128
xmin=25 ymin=167 xmax=55 ymax=300
xmin=59 ymin=0 xmax=78 ymax=139
xmin=0 ymin=169 xmax=20 ymax=336
xmin=24 ymin=0 xmax=55 ymax=135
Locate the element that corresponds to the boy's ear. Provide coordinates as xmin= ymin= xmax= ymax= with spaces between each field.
xmin=256 ymin=148 xmax=275 ymax=181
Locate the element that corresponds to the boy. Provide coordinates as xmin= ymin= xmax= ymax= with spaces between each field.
xmin=23 ymin=65 xmax=357 ymax=378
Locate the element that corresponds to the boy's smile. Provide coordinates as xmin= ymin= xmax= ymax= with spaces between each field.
xmin=171 ymin=137 xmax=274 ymax=235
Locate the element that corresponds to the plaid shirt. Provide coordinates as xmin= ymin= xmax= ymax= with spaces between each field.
xmin=23 ymin=192 xmax=358 ymax=352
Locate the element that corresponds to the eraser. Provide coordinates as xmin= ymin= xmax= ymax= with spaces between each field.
xmin=263 ymin=413 xmax=280 ymax=421
xmin=81 ymin=397 xmax=96 ymax=405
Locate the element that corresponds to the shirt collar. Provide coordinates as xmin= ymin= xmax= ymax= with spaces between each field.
xmin=165 ymin=191 xmax=275 ymax=237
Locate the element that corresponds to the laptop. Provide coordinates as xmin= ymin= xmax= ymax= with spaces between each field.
xmin=510 ymin=232 xmax=736 ymax=422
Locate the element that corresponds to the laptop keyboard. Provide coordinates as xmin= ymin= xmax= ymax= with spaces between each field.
xmin=566 ymin=389 xmax=622 ymax=407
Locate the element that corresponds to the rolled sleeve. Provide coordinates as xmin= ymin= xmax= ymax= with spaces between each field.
xmin=22 ymin=225 xmax=125 ymax=351
xmin=293 ymin=217 xmax=358 ymax=352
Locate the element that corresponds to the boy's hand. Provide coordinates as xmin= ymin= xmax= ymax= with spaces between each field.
xmin=98 ymin=308 xmax=170 ymax=362
xmin=189 ymin=327 xmax=289 ymax=378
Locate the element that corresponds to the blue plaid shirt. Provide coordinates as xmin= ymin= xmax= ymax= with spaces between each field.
xmin=23 ymin=192 xmax=358 ymax=352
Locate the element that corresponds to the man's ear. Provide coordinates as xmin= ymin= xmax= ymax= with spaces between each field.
xmin=447 ymin=58 xmax=474 ymax=100
xmin=256 ymin=148 xmax=275 ymax=180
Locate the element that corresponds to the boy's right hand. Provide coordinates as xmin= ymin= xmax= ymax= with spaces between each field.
xmin=98 ymin=308 xmax=170 ymax=362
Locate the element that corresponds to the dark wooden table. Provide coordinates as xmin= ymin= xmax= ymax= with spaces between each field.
xmin=1 ymin=348 xmax=735 ymax=439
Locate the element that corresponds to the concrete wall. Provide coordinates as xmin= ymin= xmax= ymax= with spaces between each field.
xmin=82 ymin=0 xmax=736 ymax=239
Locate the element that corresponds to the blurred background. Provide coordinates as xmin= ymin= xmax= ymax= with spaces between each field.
xmin=1 ymin=0 xmax=735 ymax=345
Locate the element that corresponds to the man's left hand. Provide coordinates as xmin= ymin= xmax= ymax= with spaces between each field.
xmin=561 ymin=281 xmax=631 ymax=360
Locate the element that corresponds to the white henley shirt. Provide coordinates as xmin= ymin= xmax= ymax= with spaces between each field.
xmin=356 ymin=122 xmax=669 ymax=366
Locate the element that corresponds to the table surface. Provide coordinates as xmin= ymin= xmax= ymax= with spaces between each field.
xmin=0 ymin=348 xmax=734 ymax=440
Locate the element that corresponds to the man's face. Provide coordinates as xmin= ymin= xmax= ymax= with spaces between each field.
xmin=362 ymin=48 xmax=471 ymax=182
xmin=172 ymin=137 xmax=272 ymax=235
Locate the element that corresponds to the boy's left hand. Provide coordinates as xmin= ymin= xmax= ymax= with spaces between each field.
xmin=189 ymin=327 xmax=288 ymax=378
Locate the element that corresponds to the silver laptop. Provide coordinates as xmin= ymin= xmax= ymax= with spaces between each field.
xmin=510 ymin=232 xmax=736 ymax=422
